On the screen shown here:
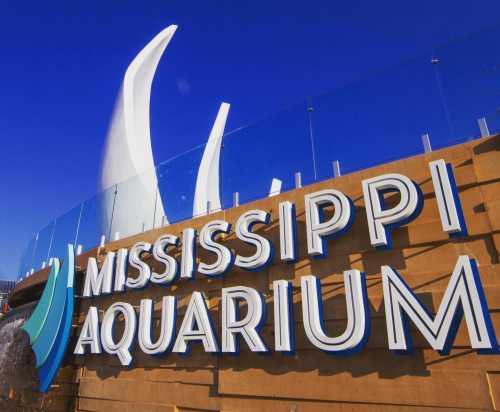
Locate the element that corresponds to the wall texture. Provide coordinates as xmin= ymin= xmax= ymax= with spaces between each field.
xmin=9 ymin=135 xmax=500 ymax=411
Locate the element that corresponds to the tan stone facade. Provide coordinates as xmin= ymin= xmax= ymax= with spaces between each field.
xmin=9 ymin=135 xmax=500 ymax=411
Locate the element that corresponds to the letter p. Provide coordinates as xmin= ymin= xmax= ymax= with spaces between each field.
xmin=362 ymin=173 xmax=422 ymax=248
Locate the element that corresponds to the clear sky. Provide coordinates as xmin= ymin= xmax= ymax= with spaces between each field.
xmin=1 ymin=0 xmax=500 ymax=279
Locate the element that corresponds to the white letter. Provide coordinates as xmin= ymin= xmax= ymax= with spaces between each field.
xmin=138 ymin=296 xmax=176 ymax=355
xmin=429 ymin=159 xmax=467 ymax=236
xmin=305 ymin=189 xmax=353 ymax=257
xmin=222 ymin=286 xmax=268 ymax=353
xmin=101 ymin=302 xmax=137 ymax=366
xmin=382 ymin=255 xmax=497 ymax=353
xmin=279 ymin=201 xmax=297 ymax=262
xmin=74 ymin=306 xmax=102 ymax=355
xmin=198 ymin=220 xmax=232 ymax=277
xmin=234 ymin=210 xmax=273 ymax=270
xmin=114 ymin=248 xmax=128 ymax=293
xmin=151 ymin=234 xmax=179 ymax=285
xmin=173 ymin=292 xmax=219 ymax=353
xmin=83 ymin=252 xmax=115 ymax=297
xmin=362 ymin=173 xmax=422 ymax=248
xmin=181 ymin=228 xmax=196 ymax=279
xmin=126 ymin=241 xmax=151 ymax=289
xmin=273 ymin=280 xmax=294 ymax=352
xmin=301 ymin=272 xmax=369 ymax=353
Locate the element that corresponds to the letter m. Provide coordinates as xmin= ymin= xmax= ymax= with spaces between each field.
xmin=83 ymin=252 xmax=115 ymax=297
xmin=382 ymin=255 xmax=497 ymax=354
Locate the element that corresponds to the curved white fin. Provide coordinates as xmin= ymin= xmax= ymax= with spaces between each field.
xmin=193 ymin=102 xmax=230 ymax=217
xmin=100 ymin=25 xmax=177 ymax=237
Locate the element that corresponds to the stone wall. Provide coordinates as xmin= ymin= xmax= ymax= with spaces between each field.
xmin=0 ymin=305 xmax=77 ymax=411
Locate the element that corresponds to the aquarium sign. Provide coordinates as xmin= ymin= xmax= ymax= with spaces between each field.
xmin=67 ymin=159 xmax=497 ymax=367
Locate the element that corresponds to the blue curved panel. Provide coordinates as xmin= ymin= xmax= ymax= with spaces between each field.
xmin=22 ymin=259 xmax=60 ymax=344
xmin=32 ymin=245 xmax=74 ymax=368
xmin=37 ymin=250 xmax=74 ymax=392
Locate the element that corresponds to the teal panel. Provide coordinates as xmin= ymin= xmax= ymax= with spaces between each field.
xmin=38 ymin=245 xmax=75 ymax=392
xmin=32 ymin=247 xmax=72 ymax=368
xmin=22 ymin=259 xmax=60 ymax=344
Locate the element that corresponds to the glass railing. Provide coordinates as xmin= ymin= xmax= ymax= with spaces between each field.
xmin=16 ymin=23 xmax=500 ymax=281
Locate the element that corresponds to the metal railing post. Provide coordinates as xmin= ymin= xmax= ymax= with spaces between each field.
xmin=74 ymin=203 xmax=84 ymax=248
xmin=306 ymin=104 xmax=318 ymax=181
xmin=332 ymin=160 xmax=341 ymax=178
xmin=29 ymin=232 xmax=39 ymax=274
xmin=295 ymin=172 xmax=302 ymax=189
xmin=422 ymin=133 xmax=432 ymax=153
xmin=46 ymin=220 xmax=56 ymax=264
xmin=478 ymin=117 xmax=490 ymax=137
xmin=107 ymin=184 xmax=118 ymax=241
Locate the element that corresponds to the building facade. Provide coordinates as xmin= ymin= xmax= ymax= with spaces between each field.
xmin=7 ymin=134 xmax=500 ymax=411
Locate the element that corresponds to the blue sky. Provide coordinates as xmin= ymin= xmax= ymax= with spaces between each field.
xmin=1 ymin=0 xmax=500 ymax=280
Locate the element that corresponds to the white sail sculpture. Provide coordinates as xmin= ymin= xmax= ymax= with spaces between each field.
xmin=193 ymin=103 xmax=230 ymax=216
xmin=100 ymin=25 xmax=177 ymax=239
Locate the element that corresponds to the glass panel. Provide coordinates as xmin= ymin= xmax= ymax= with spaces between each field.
xmin=112 ymin=169 xmax=158 ymax=239
xmin=77 ymin=190 xmax=111 ymax=253
xmin=14 ymin=24 xmax=500 ymax=277
xmin=221 ymin=101 xmax=313 ymax=207
xmin=50 ymin=205 xmax=81 ymax=261
xmin=17 ymin=234 xmax=36 ymax=280
xmin=30 ymin=222 xmax=55 ymax=271
xmin=157 ymin=146 xmax=205 ymax=224
xmin=17 ymin=241 xmax=29 ymax=280
xmin=434 ymin=24 xmax=500 ymax=143
xmin=312 ymin=52 xmax=450 ymax=179
xmin=486 ymin=109 xmax=500 ymax=135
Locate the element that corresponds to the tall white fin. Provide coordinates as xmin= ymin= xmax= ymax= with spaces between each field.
xmin=100 ymin=25 xmax=177 ymax=238
xmin=193 ymin=103 xmax=230 ymax=216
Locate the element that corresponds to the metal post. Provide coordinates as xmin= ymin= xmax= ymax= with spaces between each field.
xmin=100 ymin=235 xmax=106 ymax=247
xmin=295 ymin=172 xmax=302 ymax=189
xmin=233 ymin=192 xmax=240 ymax=207
xmin=152 ymin=185 xmax=159 ymax=230
xmin=206 ymin=201 xmax=211 ymax=215
xmin=478 ymin=117 xmax=490 ymax=137
xmin=76 ymin=245 xmax=83 ymax=256
xmin=73 ymin=203 xmax=84 ymax=248
xmin=107 ymin=184 xmax=118 ymax=241
xmin=332 ymin=160 xmax=341 ymax=178
xmin=46 ymin=220 xmax=56 ymax=263
xmin=307 ymin=103 xmax=318 ymax=181
xmin=142 ymin=222 xmax=146 ymax=233
xmin=162 ymin=215 xmax=168 ymax=227
xmin=29 ymin=232 xmax=39 ymax=276
xmin=269 ymin=178 xmax=282 ymax=197
xmin=422 ymin=133 xmax=432 ymax=153
xmin=432 ymin=56 xmax=456 ymax=140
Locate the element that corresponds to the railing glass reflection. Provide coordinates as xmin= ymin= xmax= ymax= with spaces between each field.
xmin=17 ymin=24 xmax=500 ymax=280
